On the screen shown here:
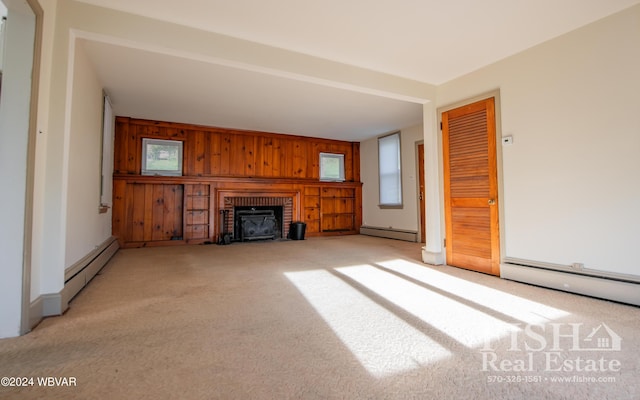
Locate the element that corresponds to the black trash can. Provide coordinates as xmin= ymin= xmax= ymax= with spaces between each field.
xmin=289 ymin=222 xmax=306 ymax=240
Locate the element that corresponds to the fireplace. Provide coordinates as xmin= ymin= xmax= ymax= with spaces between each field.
xmin=221 ymin=194 xmax=296 ymax=242
xmin=234 ymin=206 xmax=283 ymax=241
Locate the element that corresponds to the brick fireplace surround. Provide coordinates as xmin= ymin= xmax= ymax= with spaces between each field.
xmin=220 ymin=193 xmax=296 ymax=240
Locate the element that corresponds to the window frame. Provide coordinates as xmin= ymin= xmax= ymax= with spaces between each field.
xmin=99 ymin=93 xmax=114 ymax=213
xmin=319 ymin=152 xmax=345 ymax=182
xmin=141 ymin=138 xmax=184 ymax=176
xmin=377 ymin=131 xmax=403 ymax=209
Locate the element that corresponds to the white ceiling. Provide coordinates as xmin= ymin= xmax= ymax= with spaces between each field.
xmin=80 ymin=40 xmax=424 ymax=141
xmin=76 ymin=0 xmax=640 ymax=141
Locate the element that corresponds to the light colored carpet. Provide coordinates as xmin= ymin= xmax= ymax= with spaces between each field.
xmin=1 ymin=235 xmax=638 ymax=399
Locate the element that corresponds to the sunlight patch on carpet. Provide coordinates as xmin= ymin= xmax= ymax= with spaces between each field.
xmin=377 ymin=259 xmax=570 ymax=326
xmin=285 ymin=269 xmax=451 ymax=378
xmin=336 ymin=265 xmax=518 ymax=348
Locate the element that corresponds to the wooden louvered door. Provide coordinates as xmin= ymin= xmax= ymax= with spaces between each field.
xmin=442 ymin=97 xmax=500 ymax=275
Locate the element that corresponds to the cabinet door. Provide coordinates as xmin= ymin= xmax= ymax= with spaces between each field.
xmin=127 ymin=183 xmax=184 ymax=243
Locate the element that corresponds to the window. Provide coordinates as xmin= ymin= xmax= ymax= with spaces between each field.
xmin=141 ymin=138 xmax=183 ymax=176
xmin=99 ymin=93 xmax=114 ymax=212
xmin=319 ymin=152 xmax=345 ymax=181
xmin=378 ymin=132 xmax=402 ymax=207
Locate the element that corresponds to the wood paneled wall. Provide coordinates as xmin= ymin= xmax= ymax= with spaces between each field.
xmin=114 ymin=117 xmax=360 ymax=181
xmin=112 ymin=117 xmax=362 ymax=247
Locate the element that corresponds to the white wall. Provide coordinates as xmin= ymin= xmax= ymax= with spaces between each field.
xmin=0 ymin=3 xmax=35 ymax=338
xmin=361 ymin=125 xmax=422 ymax=233
xmin=37 ymin=0 xmax=69 ymax=297
xmin=437 ymin=5 xmax=640 ymax=276
xmin=34 ymin=0 xmax=110 ymax=302
xmin=0 ymin=4 xmax=6 ymax=70
xmin=30 ymin=0 xmax=56 ymax=302
xmin=64 ymin=39 xmax=111 ymax=267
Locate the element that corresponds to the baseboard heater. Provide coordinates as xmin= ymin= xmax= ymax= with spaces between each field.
xmin=501 ymin=258 xmax=640 ymax=307
xmin=62 ymin=236 xmax=119 ymax=308
xmin=30 ymin=236 xmax=119 ymax=329
xmin=360 ymin=226 xmax=417 ymax=242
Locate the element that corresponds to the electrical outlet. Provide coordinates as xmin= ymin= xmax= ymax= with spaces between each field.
xmin=571 ymin=262 xmax=584 ymax=270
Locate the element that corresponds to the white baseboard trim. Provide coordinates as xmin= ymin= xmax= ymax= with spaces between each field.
xmin=360 ymin=226 xmax=417 ymax=242
xmin=503 ymin=256 xmax=640 ymax=284
xmin=422 ymin=247 xmax=445 ymax=265
xmin=29 ymin=236 xmax=119 ymax=330
xmin=28 ymin=296 xmax=43 ymax=329
xmin=29 ymin=293 xmax=62 ymax=329
xmin=501 ymin=263 xmax=640 ymax=307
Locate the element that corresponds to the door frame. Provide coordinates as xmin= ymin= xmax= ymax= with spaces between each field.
xmin=415 ymin=141 xmax=425 ymax=243
xmin=0 ymin=0 xmax=44 ymax=336
xmin=436 ymin=90 xmax=506 ymax=273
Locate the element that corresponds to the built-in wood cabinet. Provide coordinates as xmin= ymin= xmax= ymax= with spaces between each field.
xmin=112 ymin=117 xmax=362 ymax=247
xmin=303 ymin=186 xmax=359 ymax=235
xmin=321 ymin=187 xmax=356 ymax=232
xmin=113 ymin=178 xmax=361 ymax=247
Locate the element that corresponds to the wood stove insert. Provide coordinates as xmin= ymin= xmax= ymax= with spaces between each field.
xmin=234 ymin=206 xmax=283 ymax=241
